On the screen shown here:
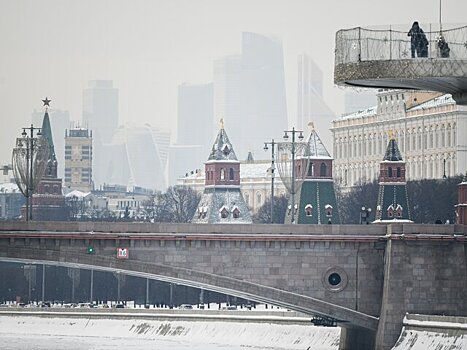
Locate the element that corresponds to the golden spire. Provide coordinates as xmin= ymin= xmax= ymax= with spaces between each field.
xmin=220 ymin=118 xmax=224 ymax=129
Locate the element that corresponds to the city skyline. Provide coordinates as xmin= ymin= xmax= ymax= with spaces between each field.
xmin=1 ymin=0 xmax=466 ymax=168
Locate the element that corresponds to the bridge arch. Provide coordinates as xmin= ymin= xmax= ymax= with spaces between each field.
xmin=0 ymin=246 xmax=378 ymax=331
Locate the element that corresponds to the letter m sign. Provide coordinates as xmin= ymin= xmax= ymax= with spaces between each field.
xmin=117 ymin=248 xmax=129 ymax=259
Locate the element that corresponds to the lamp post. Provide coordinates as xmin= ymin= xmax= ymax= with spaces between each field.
xmin=360 ymin=206 xmax=372 ymax=225
xmin=263 ymin=139 xmax=276 ymax=223
xmin=13 ymin=125 xmax=43 ymax=221
xmin=283 ymin=128 xmax=304 ymax=224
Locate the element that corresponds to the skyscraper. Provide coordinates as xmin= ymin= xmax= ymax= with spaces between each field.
xmin=214 ymin=32 xmax=288 ymax=160
xmin=64 ymin=127 xmax=93 ymax=192
xmin=32 ymin=108 xmax=70 ymax=180
xmin=82 ymin=80 xmax=119 ymax=187
xmin=100 ymin=125 xmax=170 ymax=191
xmin=168 ymin=82 xmax=214 ymax=186
xmin=177 ymin=82 xmax=213 ymax=151
xmin=297 ymin=54 xmax=335 ymax=148
xmin=82 ymin=80 xmax=119 ymax=144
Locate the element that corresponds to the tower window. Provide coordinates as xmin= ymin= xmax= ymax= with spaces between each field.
xmin=307 ymin=162 xmax=314 ymax=176
xmin=320 ymin=163 xmax=327 ymax=177
xmin=305 ymin=204 xmax=313 ymax=216
xmin=220 ymin=168 xmax=225 ymax=180
xmin=229 ymin=168 xmax=234 ymax=180
xmin=396 ymin=167 xmax=401 ymax=178
xmin=232 ymin=207 xmax=240 ymax=219
xmin=388 ymin=167 xmax=393 ymax=178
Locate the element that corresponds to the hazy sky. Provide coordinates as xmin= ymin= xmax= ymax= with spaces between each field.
xmin=1 ymin=0 xmax=466 ymax=165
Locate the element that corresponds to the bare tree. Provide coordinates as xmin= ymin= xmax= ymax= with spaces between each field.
xmin=253 ymin=195 xmax=288 ymax=224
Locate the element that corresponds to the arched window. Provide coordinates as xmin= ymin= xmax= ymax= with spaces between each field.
xmin=305 ymin=204 xmax=313 ymax=216
xmin=320 ymin=163 xmax=327 ymax=177
xmin=229 ymin=168 xmax=234 ymax=180
xmin=256 ymin=193 xmax=262 ymax=206
xmin=396 ymin=167 xmax=401 ymax=178
xmin=220 ymin=168 xmax=225 ymax=180
xmin=388 ymin=167 xmax=393 ymax=178
xmin=307 ymin=162 xmax=314 ymax=176
xmin=325 ymin=204 xmax=333 ymax=217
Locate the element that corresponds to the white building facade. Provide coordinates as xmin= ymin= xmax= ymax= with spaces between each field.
xmin=331 ymin=91 xmax=467 ymax=189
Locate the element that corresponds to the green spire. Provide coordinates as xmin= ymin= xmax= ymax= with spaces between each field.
xmin=41 ymin=111 xmax=56 ymax=163
xmin=383 ymin=138 xmax=403 ymax=161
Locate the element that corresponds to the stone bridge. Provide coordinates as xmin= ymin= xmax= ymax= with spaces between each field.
xmin=0 ymin=221 xmax=466 ymax=350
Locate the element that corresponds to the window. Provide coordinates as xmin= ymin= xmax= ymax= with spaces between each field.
xmin=320 ymin=163 xmax=327 ymax=177
xmin=307 ymin=162 xmax=314 ymax=177
xmin=396 ymin=167 xmax=401 ymax=178
xmin=388 ymin=167 xmax=393 ymax=178
xmin=220 ymin=168 xmax=225 ymax=180
xmin=229 ymin=168 xmax=234 ymax=180
xmin=232 ymin=207 xmax=240 ymax=219
xmin=220 ymin=207 xmax=229 ymax=219
xmin=305 ymin=204 xmax=313 ymax=216
xmin=325 ymin=204 xmax=333 ymax=217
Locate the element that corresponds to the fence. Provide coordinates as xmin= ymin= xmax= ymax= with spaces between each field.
xmin=335 ymin=24 xmax=467 ymax=65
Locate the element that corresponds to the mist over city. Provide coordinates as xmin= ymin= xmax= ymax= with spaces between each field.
xmin=1 ymin=1 xmax=467 ymax=349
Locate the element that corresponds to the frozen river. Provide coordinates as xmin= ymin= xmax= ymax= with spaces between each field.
xmin=0 ymin=313 xmax=341 ymax=350
xmin=1 ymin=334 xmax=250 ymax=350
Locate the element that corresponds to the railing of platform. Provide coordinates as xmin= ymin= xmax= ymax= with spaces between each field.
xmin=335 ymin=24 xmax=467 ymax=64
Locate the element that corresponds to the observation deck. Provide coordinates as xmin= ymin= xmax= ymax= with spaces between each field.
xmin=334 ymin=24 xmax=467 ymax=104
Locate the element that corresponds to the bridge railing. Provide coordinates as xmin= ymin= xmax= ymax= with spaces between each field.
xmin=335 ymin=24 xmax=467 ymax=64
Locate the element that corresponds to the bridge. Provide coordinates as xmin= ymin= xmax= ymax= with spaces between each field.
xmin=334 ymin=24 xmax=467 ymax=104
xmin=0 ymin=221 xmax=466 ymax=350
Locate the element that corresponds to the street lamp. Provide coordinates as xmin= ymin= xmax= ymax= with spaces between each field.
xmin=264 ymin=139 xmax=276 ymax=223
xmin=12 ymin=124 xmax=48 ymax=221
xmin=283 ymin=128 xmax=304 ymax=224
xmin=360 ymin=206 xmax=372 ymax=225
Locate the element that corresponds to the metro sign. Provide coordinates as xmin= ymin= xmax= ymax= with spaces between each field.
xmin=117 ymin=248 xmax=129 ymax=259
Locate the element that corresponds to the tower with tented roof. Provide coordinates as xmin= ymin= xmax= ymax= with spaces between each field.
xmin=192 ymin=120 xmax=252 ymax=223
xmin=373 ymin=134 xmax=412 ymax=222
xmin=31 ymin=102 xmax=68 ymax=220
xmin=285 ymin=124 xmax=340 ymax=224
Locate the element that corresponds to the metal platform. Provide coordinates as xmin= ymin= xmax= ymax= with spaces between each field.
xmin=334 ymin=24 xmax=467 ymax=104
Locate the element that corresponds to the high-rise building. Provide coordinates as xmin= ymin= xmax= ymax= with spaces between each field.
xmin=64 ymin=127 xmax=93 ymax=192
xmin=168 ymin=83 xmax=214 ymax=186
xmin=177 ymin=83 xmax=213 ymax=151
xmin=32 ymin=108 xmax=70 ymax=179
xmin=297 ymin=54 xmax=335 ymax=148
xmin=82 ymin=80 xmax=119 ymax=187
xmin=82 ymin=80 xmax=118 ymax=144
xmin=100 ymin=125 xmax=170 ymax=191
xmin=332 ymin=91 xmax=467 ymax=189
xmin=214 ymin=32 xmax=288 ymax=160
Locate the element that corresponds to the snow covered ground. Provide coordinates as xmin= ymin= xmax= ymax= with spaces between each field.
xmin=0 ymin=314 xmax=340 ymax=350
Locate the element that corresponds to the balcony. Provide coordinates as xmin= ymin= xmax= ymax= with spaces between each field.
xmin=334 ymin=24 xmax=467 ymax=104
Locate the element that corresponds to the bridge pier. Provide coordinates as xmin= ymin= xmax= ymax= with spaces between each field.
xmin=339 ymin=328 xmax=375 ymax=350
